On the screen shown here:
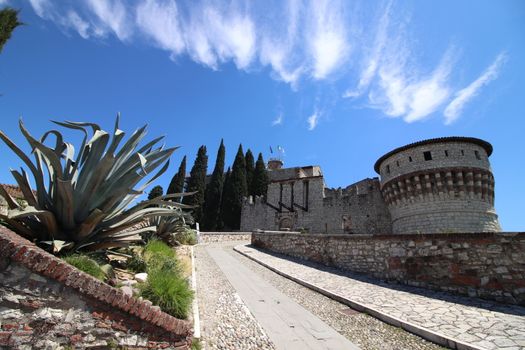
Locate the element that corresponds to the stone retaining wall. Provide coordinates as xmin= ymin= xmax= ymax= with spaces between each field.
xmin=0 ymin=226 xmax=193 ymax=349
xmin=199 ymin=232 xmax=251 ymax=243
xmin=252 ymin=231 xmax=525 ymax=305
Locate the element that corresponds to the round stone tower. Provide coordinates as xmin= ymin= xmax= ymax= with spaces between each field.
xmin=374 ymin=137 xmax=501 ymax=234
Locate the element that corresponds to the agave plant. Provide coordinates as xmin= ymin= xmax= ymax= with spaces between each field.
xmin=0 ymin=116 xmax=193 ymax=254
xmin=149 ymin=206 xmax=194 ymax=246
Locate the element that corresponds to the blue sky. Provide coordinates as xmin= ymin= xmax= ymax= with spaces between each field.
xmin=0 ymin=0 xmax=523 ymax=231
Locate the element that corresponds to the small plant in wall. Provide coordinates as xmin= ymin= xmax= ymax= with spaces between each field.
xmin=0 ymin=116 xmax=193 ymax=254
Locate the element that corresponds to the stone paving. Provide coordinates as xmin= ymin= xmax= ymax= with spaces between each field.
xmin=235 ymin=244 xmax=525 ymax=350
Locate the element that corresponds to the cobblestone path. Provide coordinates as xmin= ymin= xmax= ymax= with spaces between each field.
xmin=235 ymin=244 xmax=525 ymax=350
xmin=195 ymin=242 xmax=275 ymax=350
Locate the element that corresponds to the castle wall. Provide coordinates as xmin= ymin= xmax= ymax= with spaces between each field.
xmin=241 ymin=173 xmax=391 ymax=234
xmin=252 ymin=231 xmax=525 ymax=305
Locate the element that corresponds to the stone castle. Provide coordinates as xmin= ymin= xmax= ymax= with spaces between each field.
xmin=241 ymin=137 xmax=502 ymax=234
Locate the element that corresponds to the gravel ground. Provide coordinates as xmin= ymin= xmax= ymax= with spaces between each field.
xmin=194 ymin=243 xmax=275 ymax=350
xmin=222 ymin=242 xmax=447 ymax=350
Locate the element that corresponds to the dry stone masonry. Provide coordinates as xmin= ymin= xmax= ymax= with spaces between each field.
xmin=0 ymin=225 xmax=193 ymax=349
xmin=252 ymin=231 xmax=525 ymax=305
xmin=241 ymin=137 xmax=502 ymax=235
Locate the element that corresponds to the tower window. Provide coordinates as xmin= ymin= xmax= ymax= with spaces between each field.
xmin=475 ymin=150 xmax=481 ymax=160
xmin=386 ymin=164 xmax=390 ymax=174
xmin=423 ymin=151 xmax=432 ymax=161
xmin=461 ymin=150 xmax=465 ymax=156
xmin=409 ymin=156 xmax=413 ymax=162
xmin=396 ymin=160 xmax=400 ymax=167
xmin=444 ymin=150 xmax=449 ymax=157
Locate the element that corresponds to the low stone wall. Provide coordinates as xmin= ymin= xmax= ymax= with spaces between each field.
xmin=199 ymin=232 xmax=251 ymax=243
xmin=0 ymin=226 xmax=193 ymax=349
xmin=252 ymin=231 xmax=525 ymax=305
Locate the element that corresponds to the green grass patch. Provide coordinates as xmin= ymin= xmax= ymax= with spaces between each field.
xmin=139 ymin=267 xmax=193 ymax=319
xmin=139 ymin=239 xmax=193 ymax=319
xmin=64 ymin=254 xmax=105 ymax=281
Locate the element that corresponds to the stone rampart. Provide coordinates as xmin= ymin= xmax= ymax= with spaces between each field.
xmin=252 ymin=231 xmax=525 ymax=305
xmin=0 ymin=226 xmax=192 ymax=349
xmin=199 ymin=232 xmax=251 ymax=243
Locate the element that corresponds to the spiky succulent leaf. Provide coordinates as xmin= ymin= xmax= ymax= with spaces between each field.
xmin=0 ymin=117 xmax=191 ymax=254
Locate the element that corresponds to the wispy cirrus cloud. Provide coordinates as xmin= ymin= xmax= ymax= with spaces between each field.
xmin=444 ymin=52 xmax=507 ymax=125
xmin=272 ymin=113 xmax=284 ymax=126
xmin=26 ymin=0 xmax=507 ymax=127
xmin=307 ymin=110 xmax=320 ymax=131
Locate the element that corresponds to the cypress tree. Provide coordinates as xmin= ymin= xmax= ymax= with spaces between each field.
xmin=148 ymin=185 xmax=163 ymax=200
xmin=218 ymin=167 xmax=231 ymax=230
xmin=252 ymin=153 xmax=269 ymax=197
xmin=167 ymin=156 xmax=187 ymax=197
xmin=221 ymin=145 xmax=247 ymax=229
xmin=183 ymin=146 xmax=208 ymax=223
xmin=245 ymin=149 xmax=255 ymax=196
xmin=0 ymin=8 xmax=21 ymax=53
xmin=202 ymin=139 xmax=225 ymax=231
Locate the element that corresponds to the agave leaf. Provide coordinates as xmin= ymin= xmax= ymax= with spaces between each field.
xmin=76 ymin=209 xmax=105 ymax=239
xmin=0 ymin=184 xmax=21 ymax=210
xmin=40 ymin=240 xmax=74 ymax=254
xmin=0 ymin=127 xmax=48 ymax=202
xmin=0 ymin=214 xmax=35 ymax=239
xmin=19 ymin=121 xmax=64 ymax=179
xmin=10 ymin=169 xmax=38 ymax=208
xmin=52 ymin=120 xmax=89 ymax=171
xmin=55 ymin=179 xmax=75 ymax=231
xmin=40 ymin=129 xmax=65 ymax=161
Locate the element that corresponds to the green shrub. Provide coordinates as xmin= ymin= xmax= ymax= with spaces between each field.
xmin=177 ymin=228 xmax=197 ymax=245
xmin=127 ymin=252 xmax=147 ymax=273
xmin=144 ymin=240 xmax=175 ymax=261
xmin=191 ymin=338 xmax=202 ymax=350
xmin=64 ymin=255 xmax=105 ymax=281
xmin=139 ymin=268 xmax=193 ymax=319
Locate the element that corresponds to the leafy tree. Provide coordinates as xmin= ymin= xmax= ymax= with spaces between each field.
xmin=167 ymin=156 xmax=186 ymax=197
xmin=218 ymin=167 xmax=231 ymax=230
xmin=148 ymin=185 xmax=163 ymax=200
xmin=183 ymin=146 xmax=208 ymax=223
xmin=220 ymin=145 xmax=247 ymax=229
xmin=0 ymin=7 xmax=21 ymax=53
xmin=252 ymin=153 xmax=269 ymax=197
xmin=202 ymin=139 xmax=225 ymax=231
xmin=245 ymin=149 xmax=255 ymax=196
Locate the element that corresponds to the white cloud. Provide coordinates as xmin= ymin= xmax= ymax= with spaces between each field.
xmin=26 ymin=0 xmax=505 ymax=126
xmin=86 ymin=0 xmax=131 ymax=41
xmin=65 ymin=11 xmax=90 ymax=39
xmin=307 ymin=110 xmax=320 ymax=130
xmin=308 ymin=0 xmax=349 ymax=80
xmin=136 ymin=0 xmax=184 ymax=57
xmin=444 ymin=52 xmax=507 ymax=125
xmin=343 ymin=1 xmax=392 ymax=98
xmin=28 ymin=0 xmax=49 ymax=17
xmin=272 ymin=113 xmax=283 ymax=126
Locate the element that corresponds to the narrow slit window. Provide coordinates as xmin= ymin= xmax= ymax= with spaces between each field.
xmin=409 ymin=156 xmax=413 ymax=162
xmin=444 ymin=150 xmax=449 ymax=157
xmin=386 ymin=164 xmax=390 ymax=174
xmin=396 ymin=160 xmax=400 ymax=167
xmin=461 ymin=150 xmax=465 ymax=156
xmin=474 ymin=150 xmax=481 ymax=160
xmin=423 ymin=151 xmax=432 ymax=161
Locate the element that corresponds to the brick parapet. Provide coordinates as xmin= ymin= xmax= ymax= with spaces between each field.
xmin=0 ymin=225 xmax=192 ymax=349
xmin=252 ymin=231 xmax=525 ymax=305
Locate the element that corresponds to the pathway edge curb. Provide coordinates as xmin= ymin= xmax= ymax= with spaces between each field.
xmin=233 ymin=244 xmax=487 ymax=350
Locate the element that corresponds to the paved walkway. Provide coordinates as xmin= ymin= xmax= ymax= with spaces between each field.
xmin=234 ymin=244 xmax=525 ymax=350
xmin=205 ymin=245 xmax=360 ymax=350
